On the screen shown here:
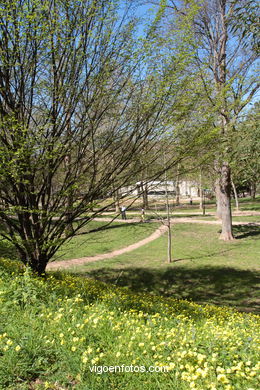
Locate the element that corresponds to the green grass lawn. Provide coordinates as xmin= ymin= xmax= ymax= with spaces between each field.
xmin=0 ymin=221 xmax=159 ymax=263
xmin=171 ymin=215 xmax=260 ymax=222
xmin=0 ymin=198 xmax=259 ymax=389
xmin=94 ymin=213 xmax=260 ymax=224
xmin=0 ymin=258 xmax=259 ymax=390
xmin=148 ymin=196 xmax=260 ymax=213
xmin=68 ymin=223 xmax=260 ymax=313
xmin=54 ymin=221 xmax=158 ymax=261
xmin=0 ymin=201 xmax=259 ymax=314
xmin=234 ymin=196 xmax=260 ymax=211
xmin=96 ymin=197 xmax=260 ymax=216
xmin=232 ymin=215 xmax=260 ymax=222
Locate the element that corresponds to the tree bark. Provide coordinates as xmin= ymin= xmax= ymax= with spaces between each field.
xmin=219 ymin=162 xmax=234 ymax=240
xmin=210 ymin=1 xmax=234 ymax=239
xmin=64 ymin=154 xmax=74 ymax=237
xmin=22 ymin=250 xmax=49 ymax=276
xmin=143 ymin=183 xmax=149 ymax=209
xmin=164 ymin=155 xmax=172 ymax=262
xmin=250 ymin=182 xmax=256 ymax=200
xmin=199 ymin=170 xmax=203 ymax=210
xmin=175 ymin=166 xmax=180 ymax=206
xmin=215 ymin=177 xmax=222 ymax=219
xmin=231 ymin=179 xmax=239 ymax=212
xmin=113 ymin=189 xmax=120 ymax=213
xmin=140 ymin=181 xmax=149 ymax=209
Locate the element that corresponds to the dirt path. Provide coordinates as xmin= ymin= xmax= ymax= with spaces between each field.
xmin=47 ymin=218 xmax=259 ymax=271
xmin=47 ymin=224 xmax=168 ymax=271
xmin=171 ymin=218 xmax=260 ymax=225
xmin=97 ymin=210 xmax=260 ymax=216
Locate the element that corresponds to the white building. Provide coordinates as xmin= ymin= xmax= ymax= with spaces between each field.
xmin=178 ymin=181 xmax=199 ymax=198
xmin=120 ymin=180 xmax=199 ymax=198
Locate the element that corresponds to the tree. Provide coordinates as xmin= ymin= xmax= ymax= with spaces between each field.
xmin=0 ymin=0 xmax=199 ymax=274
xmin=155 ymin=0 xmax=259 ymax=239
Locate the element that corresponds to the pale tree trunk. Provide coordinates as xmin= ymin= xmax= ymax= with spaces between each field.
xmin=231 ymin=179 xmax=239 ymax=212
xmin=164 ymin=154 xmax=172 ymax=263
xmin=250 ymin=182 xmax=256 ymax=200
xmin=113 ymin=189 xmax=120 ymax=213
xmin=166 ymin=196 xmax=172 ymax=263
xmin=214 ymin=1 xmax=233 ymax=240
xmin=175 ymin=165 xmax=180 ymax=205
xmin=219 ymin=162 xmax=234 ymax=240
xmin=215 ymin=176 xmax=222 ymax=219
xmin=199 ymin=170 xmax=203 ymax=210
xmin=140 ymin=181 xmax=149 ymax=209
xmin=165 ymin=183 xmax=172 ymax=263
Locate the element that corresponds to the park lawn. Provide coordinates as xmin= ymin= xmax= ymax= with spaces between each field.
xmin=96 ymin=196 xmax=259 ymax=213
xmin=238 ymin=203 xmax=260 ymax=211
xmin=233 ymin=196 xmax=260 ymax=210
xmin=232 ymin=215 xmax=260 ymax=222
xmin=0 ymin=206 xmax=259 ymax=389
xmin=154 ymin=197 xmax=260 ymax=214
xmin=0 ymin=221 xmax=159 ymax=263
xmin=68 ymin=223 xmax=260 ymax=313
xmin=170 ymin=215 xmax=260 ymax=222
xmin=82 ymin=197 xmax=260 ymax=219
xmin=53 ymin=221 xmax=158 ymax=261
xmin=94 ymin=213 xmax=260 ymax=223
xmin=0 ymin=257 xmax=259 ymax=390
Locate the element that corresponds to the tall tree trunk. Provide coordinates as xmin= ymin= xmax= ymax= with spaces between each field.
xmin=219 ymin=162 xmax=234 ymax=240
xmin=140 ymin=181 xmax=149 ymax=209
xmin=143 ymin=183 xmax=149 ymax=209
xmin=64 ymin=154 xmax=74 ymax=237
xmin=231 ymin=179 xmax=239 ymax=212
xmin=213 ymin=1 xmax=233 ymax=240
xmin=250 ymin=182 xmax=256 ymax=200
xmin=215 ymin=177 xmax=222 ymax=219
xmin=175 ymin=165 xmax=180 ymax=205
xmin=24 ymin=250 xmax=49 ymax=276
xmin=164 ymin=154 xmax=172 ymax=262
xmin=64 ymin=117 xmax=74 ymax=236
xmin=113 ymin=189 xmax=120 ymax=213
xmin=199 ymin=170 xmax=203 ymax=210
xmin=167 ymin=203 xmax=172 ymax=263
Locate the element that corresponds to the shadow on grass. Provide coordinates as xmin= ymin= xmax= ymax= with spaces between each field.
xmin=79 ymin=266 xmax=260 ymax=313
xmin=173 ymin=249 xmax=233 ymax=262
xmin=233 ymin=224 xmax=260 ymax=239
xmin=240 ymin=203 xmax=260 ymax=211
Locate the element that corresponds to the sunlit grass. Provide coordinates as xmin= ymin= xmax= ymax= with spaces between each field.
xmin=54 ymin=221 xmax=158 ymax=261
xmin=0 ymin=258 xmax=259 ymax=389
xmin=68 ymin=223 xmax=260 ymax=313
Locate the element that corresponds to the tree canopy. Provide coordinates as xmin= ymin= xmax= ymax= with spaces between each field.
xmin=0 ymin=0 xmax=202 ymax=273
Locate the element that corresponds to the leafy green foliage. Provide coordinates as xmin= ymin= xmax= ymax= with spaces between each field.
xmin=0 ymin=259 xmax=259 ymax=389
xmin=0 ymin=0 xmax=199 ymax=273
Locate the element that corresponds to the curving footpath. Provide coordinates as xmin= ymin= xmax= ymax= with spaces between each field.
xmin=47 ymin=224 xmax=168 ymax=271
xmin=47 ymin=217 xmax=259 ymax=271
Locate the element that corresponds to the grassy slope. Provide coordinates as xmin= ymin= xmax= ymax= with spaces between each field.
xmin=54 ymin=221 xmax=158 ymax=261
xmin=0 ymin=199 xmax=259 ymax=389
xmin=69 ymin=223 xmax=260 ymax=313
xmin=0 ymin=259 xmax=259 ymax=390
xmin=0 ymin=222 xmax=158 ymax=263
